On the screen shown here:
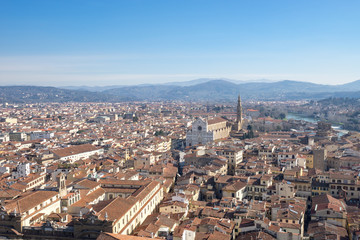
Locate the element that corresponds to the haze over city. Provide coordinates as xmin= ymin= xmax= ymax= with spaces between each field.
xmin=0 ymin=0 xmax=359 ymax=86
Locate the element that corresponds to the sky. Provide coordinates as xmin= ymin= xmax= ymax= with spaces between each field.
xmin=0 ymin=0 xmax=359 ymax=86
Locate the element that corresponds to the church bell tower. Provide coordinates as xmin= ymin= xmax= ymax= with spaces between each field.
xmin=235 ymin=95 xmax=243 ymax=131
xmin=57 ymin=173 xmax=67 ymax=197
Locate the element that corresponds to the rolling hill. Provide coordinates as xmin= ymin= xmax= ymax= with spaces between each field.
xmin=1 ymin=79 xmax=360 ymax=103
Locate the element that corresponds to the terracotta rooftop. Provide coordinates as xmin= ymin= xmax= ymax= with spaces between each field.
xmin=207 ymin=117 xmax=227 ymax=125
xmin=97 ymin=232 xmax=153 ymax=240
xmin=4 ymin=190 xmax=58 ymax=214
xmin=52 ymin=144 xmax=100 ymax=158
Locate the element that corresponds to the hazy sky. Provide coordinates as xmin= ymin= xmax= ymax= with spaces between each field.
xmin=0 ymin=0 xmax=359 ymax=86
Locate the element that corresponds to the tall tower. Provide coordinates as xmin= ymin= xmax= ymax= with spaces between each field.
xmin=234 ymin=95 xmax=243 ymax=131
xmin=237 ymin=95 xmax=242 ymax=123
xmin=57 ymin=173 xmax=67 ymax=197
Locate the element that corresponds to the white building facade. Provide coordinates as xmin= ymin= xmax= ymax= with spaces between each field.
xmin=186 ymin=117 xmax=231 ymax=147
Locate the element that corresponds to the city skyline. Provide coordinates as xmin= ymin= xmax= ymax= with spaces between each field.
xmin=1 ymin=1 xmax=360 ymax=239
xmin=1 ymin=0 xmax=359 ymax=86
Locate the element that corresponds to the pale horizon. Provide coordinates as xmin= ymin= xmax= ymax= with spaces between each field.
xmin=1 ymin=1 xmax=359 ymax=86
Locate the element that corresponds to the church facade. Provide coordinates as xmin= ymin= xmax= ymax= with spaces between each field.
xmin=186 ymin=117 xmax=231 ymax=146
xmin=186 ymin=95 xmax=244 ymax=146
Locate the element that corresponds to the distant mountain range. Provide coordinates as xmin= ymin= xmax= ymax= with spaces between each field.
xmin=61 ymin=78 xmax=276 ymax=91
xmin=1 ymin=79 xmax=360 ymax=103
xmin=0 ymin=86 xmax=123 ymax=103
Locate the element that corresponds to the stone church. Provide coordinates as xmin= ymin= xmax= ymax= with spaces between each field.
xmin=186 ymin=95 xmax=243 ymax=146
